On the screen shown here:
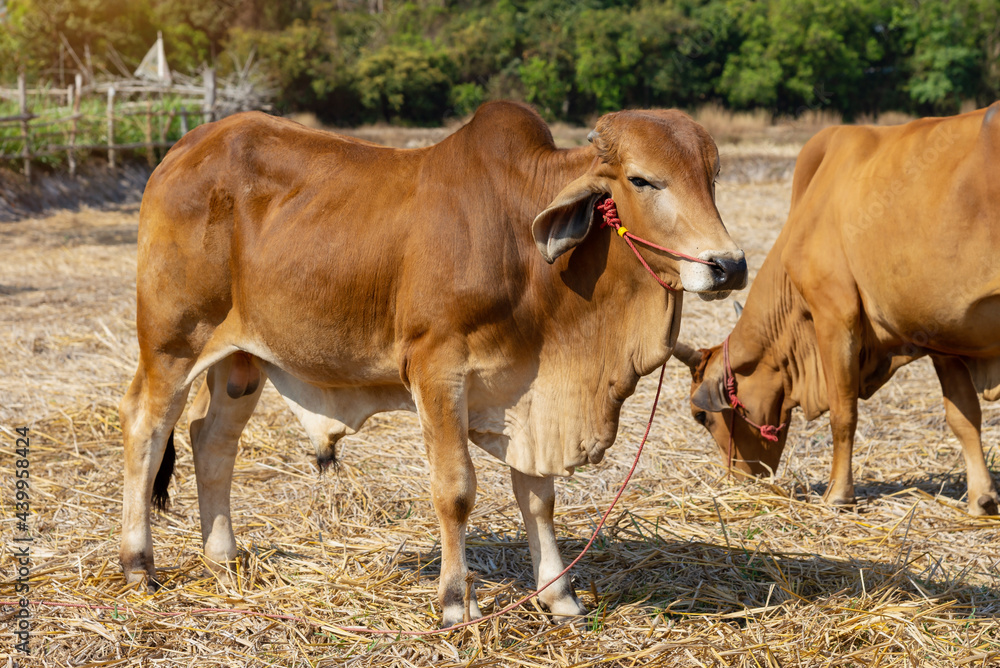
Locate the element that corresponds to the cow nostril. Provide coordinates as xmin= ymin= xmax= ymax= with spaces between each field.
xmin=711 ymin=257 xmax=748 ymax=290
xmin=710 ymin=261 xmax=727 ymax=283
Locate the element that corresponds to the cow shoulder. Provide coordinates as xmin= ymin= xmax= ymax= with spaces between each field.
xmin=980 ymin=102 xmax=1000 ymax=191
xmin=981 ymin=101 xmax=1000 ymax=140
xmin=779 ymin=125 xmax=863 ymax=321
xmin=787 ymin=125 xmax=837 ymax=208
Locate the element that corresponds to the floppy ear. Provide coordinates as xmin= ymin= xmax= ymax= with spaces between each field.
xmin=672 ymin=342 xmax=703 ymax=371
xmin=531 ymin=174 xmax=607 ymax=263
xmin=691 ymin=362 xmax=730 ymax=412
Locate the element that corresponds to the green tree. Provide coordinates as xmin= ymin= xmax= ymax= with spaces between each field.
xmin=356 ymin=42 xmax=454 ymax=123
xmin=574 ymin=7 xmax=641 ymax=113
xmin=891 ymin=0 xmax=996 ymax=112
xmin=719 ymin=0 xmax=898 ymax=118
xmin=519 ymin=56 xmax=568 ymax=118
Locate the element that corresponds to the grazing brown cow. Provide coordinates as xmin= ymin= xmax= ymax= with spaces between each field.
xmin=675 ymin=103 xmax=1000 ymax=517
xmin=120 ymin=101 xmax=747 ymax=627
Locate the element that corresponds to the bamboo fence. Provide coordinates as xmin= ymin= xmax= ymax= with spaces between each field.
xmin=0 ymin=70 xmax=234 ymax=178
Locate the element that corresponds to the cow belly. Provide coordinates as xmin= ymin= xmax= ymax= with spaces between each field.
xmin=263 ymin=363 xmax=416 ymax=450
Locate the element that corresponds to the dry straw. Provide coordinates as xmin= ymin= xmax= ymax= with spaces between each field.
xmin=1 ymin=144 xmax=998 ymax=667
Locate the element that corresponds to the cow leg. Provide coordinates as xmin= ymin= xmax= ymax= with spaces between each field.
xmin=188 ymin=356 xmax=266 ymax=576
xmin=510 ymin=469 xmax=586 ymax=620
xmin=932 ymin=356 xmax=999 ymax=516
xmin=411 ymin=366 xmax=480 ymax=628
xmin=119 ymin=357 xmax=194 ymax=591
xmin=813 ymin=312 xmax=862 ymax=507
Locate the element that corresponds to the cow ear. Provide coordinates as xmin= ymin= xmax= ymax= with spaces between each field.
xmin=691 ymin=366 xmax=729 ymax=413
xmin=531 ymin=175 xmax=606 ymax=263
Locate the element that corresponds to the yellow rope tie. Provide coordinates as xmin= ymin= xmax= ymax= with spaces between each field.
xmin=617 ymin=226 xmax=628 ymax=237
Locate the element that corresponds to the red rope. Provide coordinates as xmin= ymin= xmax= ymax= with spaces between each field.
xmin=4 ymin=365 xmax=669 ymax=637
xmin=722 ymin=336 xmax=785 ymax=470
xmin=595 ymin=197 xmax=714 ymax=292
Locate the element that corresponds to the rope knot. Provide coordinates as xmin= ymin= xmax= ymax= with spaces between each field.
xmin=725 ymin=375 xmax=742 ymax=410
xmin=596 ymin=197 xmax=621 ymax=229
xmin=758 ymin=424 xmax=782 ymax=442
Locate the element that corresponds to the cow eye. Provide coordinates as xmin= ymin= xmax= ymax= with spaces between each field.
xmin=694 ymin=411 xmax=707 ymax=426
xmin=628 ymin=176 xmax=653 ymax=189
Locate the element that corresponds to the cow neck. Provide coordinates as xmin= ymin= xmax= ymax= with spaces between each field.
xmin=533 ymin=145 xmax=594 ymax=201
xmin=728 ymin=241 xmax=826 ymax=423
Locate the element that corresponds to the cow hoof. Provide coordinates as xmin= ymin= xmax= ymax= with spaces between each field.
xmin=439 ymin=599 xmax=482 ymax=630
xmin=123 ymin=571 xmax=160 ymax=594
xmin=439 ymin=611 xmax=482 ymax=631
xmin=551 ymin=610 xmax=587 ymax=626
xmin=545 ymin=593 xmax=588 ymax=623
xmin=121 ymin=554 xmax=159 ymax=593
xmin=439 ymin=616 xmax=462 ymax=631
xmin=972 ymin=494 xmax=999 ymax=517
xmin=205 ymin=555 xmax=239 ymax=579
xmin=821 ymin=490 xmax=856 ymax=509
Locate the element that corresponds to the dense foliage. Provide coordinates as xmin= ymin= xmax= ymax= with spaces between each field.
xmin=4 ymin=0 xmax=999 ymax=124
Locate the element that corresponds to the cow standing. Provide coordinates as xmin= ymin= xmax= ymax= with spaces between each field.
xmin=120 ymin=101 xmax=746 ymax=627
xmin=676 ymin=104 xmax=1000 ymax=517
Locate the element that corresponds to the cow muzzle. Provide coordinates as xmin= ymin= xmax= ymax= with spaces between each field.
xmin=679 ymin=250 xmax=748 ymax=301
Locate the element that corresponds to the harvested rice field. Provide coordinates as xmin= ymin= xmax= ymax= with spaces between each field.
xmin=1 ymin=139 xmax=998 ymax=667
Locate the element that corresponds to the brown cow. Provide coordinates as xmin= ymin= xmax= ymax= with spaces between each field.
xmin=120 ymin=101 xmax=746 ymax=627
xmin=675 ymin=104 xmax=1000 ymax=517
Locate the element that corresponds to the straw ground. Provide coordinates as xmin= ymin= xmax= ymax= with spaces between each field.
xmin=1 ymin=138 xmax=999 ymax=667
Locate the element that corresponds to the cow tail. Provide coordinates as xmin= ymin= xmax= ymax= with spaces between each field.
xmin=151 ymin=429 xmax=176 ymax=512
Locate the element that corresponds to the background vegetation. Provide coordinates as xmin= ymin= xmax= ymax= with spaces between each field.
xmin=3 ymin=0 xmax=999 ymax=126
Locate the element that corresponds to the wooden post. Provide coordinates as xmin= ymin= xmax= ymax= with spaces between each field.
xmin=18 ymin=74 xmax=31 ymax=180
xmin=160 ymin=109 xmax=174 ymax=147
xmin=179 ymin=108 xmax=188 ymax=135
xmin=66 ymin=83 xmax=75 ymax=177
xmin=144 ymin=95 xmax=154 ymax=166
xmin=68 ymin=74 xmax=81 ymax=178
xmin=203 ymin=69 xmax=216 ymax=124
xmin=106 ymin=86 xmax=116 ymax=170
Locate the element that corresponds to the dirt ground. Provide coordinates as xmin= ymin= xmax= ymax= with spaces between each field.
xmin=0 ymin=137 xmax=998 ymax=667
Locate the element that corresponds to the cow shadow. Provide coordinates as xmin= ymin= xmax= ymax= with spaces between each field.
xmin=392 ymin=526 xmax=1000 ymax=620
xmin=176 ymin=524 xmax=998 ymax=625
xmin=804 ymin=468 xmax=995 ymax=511
xmin=0 ymin=164 xmax=149 ymax=223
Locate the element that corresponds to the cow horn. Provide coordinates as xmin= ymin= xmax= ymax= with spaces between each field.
xmin=734 ymin=301 xmax=744 ymax=318
xmin=672 ymin=341 xmax=703 ymax=370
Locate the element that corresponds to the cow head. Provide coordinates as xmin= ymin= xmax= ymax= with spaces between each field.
xmin=673 ymin=340 xmax=789 ymax=477
xmin=531 ymin=110 xmax=747 ymax=299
